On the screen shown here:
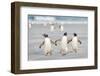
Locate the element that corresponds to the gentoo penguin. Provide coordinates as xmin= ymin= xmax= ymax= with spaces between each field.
xmin=55 ymin=32 xmax=68 ymax=55
xmin=68 ymin=33 xmax=82 ymax=53
xmin=39 ymin=34 xmax=55 ymax=56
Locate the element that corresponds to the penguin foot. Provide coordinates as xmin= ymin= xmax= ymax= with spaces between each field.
xmin=44 ymin=52 xmax=48 ymax=56
xmin=45 ymin=52 xmax=52 ymax=56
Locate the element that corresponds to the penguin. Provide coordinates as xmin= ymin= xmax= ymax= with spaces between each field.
xmin=59 ymin=25 xmax=64 ymax=31
xmin=68 ymin=33 xmax=82 ymax=53
xmin=39 ymin=34 xmax=55 ymax=56
xmin=55 ymin=32 xmax=68 ymax=55
xmin=50 ymin=25 xmax=54 ymax=32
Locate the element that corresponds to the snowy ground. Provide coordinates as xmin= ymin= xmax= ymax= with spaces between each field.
xmin=28 ymin=23 xmax=88 ymax=61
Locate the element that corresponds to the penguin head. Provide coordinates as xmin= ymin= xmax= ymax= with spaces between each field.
xmin=64 ymin=32 xmax=67 ymax=36
xmin=43 ymin=34 xmax=48 ymax=37
xmin=74 ymin=33 xmax=77 ymax=36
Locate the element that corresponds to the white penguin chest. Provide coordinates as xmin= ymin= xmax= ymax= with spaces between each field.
xmin=44 ymin=38 xmax=51 ymax=46
xmin=44 ymin=38 xmax=51 ymax=51
xmin=72 ymin=37 xmax=78 ymax=45
xmin=61 ymin=36 xmax=67 ymax=45
xmin=50 ymin=25 xmax=54 ymax=32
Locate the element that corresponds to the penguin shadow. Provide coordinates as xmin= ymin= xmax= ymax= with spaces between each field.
xmin=67 ymin=43 xmax=82 ymax=54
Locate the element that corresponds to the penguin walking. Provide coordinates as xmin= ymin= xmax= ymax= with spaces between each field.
xmin=39 ymin=34 xmax=55 ymax=56
xmin=55 ymin=32 xmax=68 ymax=56
xmin=68 ymin=33 xmax=82 ymax=53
